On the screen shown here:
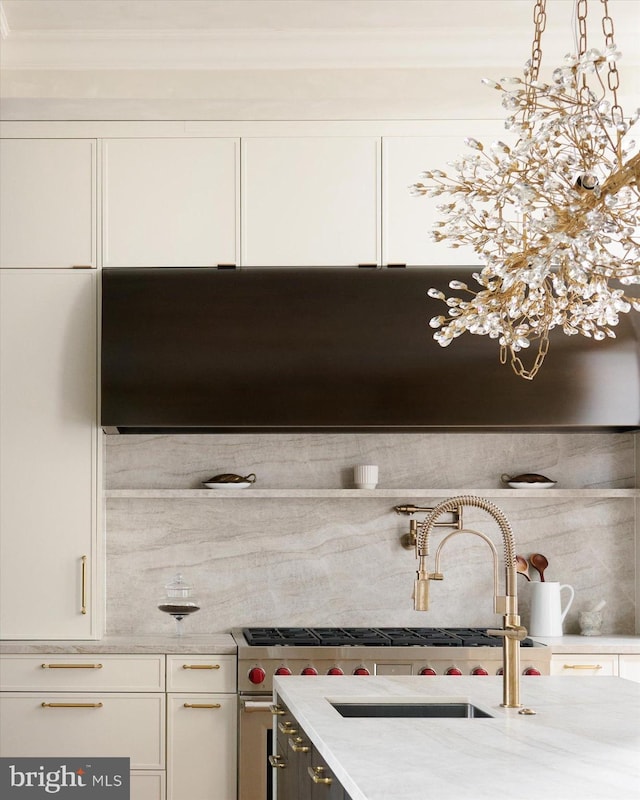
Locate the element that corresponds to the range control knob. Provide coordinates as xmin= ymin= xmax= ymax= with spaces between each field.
xmin=419 ymin=667 xmax=437 ymax=676
xmin=274 ymin=666 xmax=292 ymax=676
xmin=327 ymin=667 xmax=344 ymax=676
xmin=471 ymin=667 xmax=489 ymax=676
xmin=353 ymin=667 xmax=370 ymax=676
xmin=523 ymin=667 xmax=541 ymax=676
xmin=248 ymin=667 xmax=266 ymax=685
xmin=445 ymin=667 xmax=463 ymax=676
xmin=301 ymin=667 xmax=318 ymax=676
xmin=496 ymin=668 xmax=504 ymax=676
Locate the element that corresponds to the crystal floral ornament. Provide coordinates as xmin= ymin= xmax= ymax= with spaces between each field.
xmin=411 ymin=0 xmax=640 ymax=379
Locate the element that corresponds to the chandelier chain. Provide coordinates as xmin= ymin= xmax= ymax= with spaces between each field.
xmin=526 ymin=0 xmax=547 ymax=120
xmin=600 ymin=0 xmax=622 ymax=123
xmin=577 ymin=0 xmax=589 ymax=98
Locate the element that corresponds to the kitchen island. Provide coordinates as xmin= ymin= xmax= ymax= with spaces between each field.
xmin=274 ymin=674 xmax=640 ymax=800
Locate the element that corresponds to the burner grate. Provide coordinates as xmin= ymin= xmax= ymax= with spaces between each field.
xmin=242 ymin=626 xmax=535 ymax=648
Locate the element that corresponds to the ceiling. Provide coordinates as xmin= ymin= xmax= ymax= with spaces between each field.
xmin=1 ymin=0 xmax=639 ymax=71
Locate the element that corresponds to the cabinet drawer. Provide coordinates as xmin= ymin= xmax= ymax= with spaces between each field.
xmin=550 ymin=654 xmax=618 ymax=676
xmin=131 ymin=770 xmax=166 ymax=800
xmin=0 ymin=655 xmax=165 ymax=691
xmin=166 ymin=655 xmax=236 ymax=692
xmin=0 ymin=692 xmax=165 ymax=769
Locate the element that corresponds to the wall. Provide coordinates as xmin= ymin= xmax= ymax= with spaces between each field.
xmin=105 ymin=432 xmax=636 ymax=637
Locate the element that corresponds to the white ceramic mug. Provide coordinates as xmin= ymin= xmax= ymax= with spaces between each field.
xmin=528 ymin=581 xmax=575 ymax=637
xmin=353 ymin=465 xmax=378 ymax=489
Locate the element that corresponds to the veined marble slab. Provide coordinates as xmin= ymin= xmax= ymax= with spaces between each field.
xmin=533 ymin=635 xmax=640 ymax=653
xmin=274 ymin=675 xmax=640 ymax=800
xmin=104 ymin=432 xmax=637 ymax=636
xmin=0 ymin=635 xmax=236 ymax=655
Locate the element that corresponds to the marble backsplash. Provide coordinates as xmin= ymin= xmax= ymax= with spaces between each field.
xmin=105 ymin=432 xmax=636 ymax=636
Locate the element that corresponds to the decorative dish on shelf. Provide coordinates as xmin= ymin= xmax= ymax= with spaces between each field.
xmin=202 ymin=472 xmax=257 ymax=489
xmin=501 ymin=472 xmax=557 ymax=489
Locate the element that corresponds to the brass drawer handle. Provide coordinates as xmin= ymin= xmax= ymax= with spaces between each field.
xmin=183 ymin=703 xmax=221 ymax=709
xmin=42 ymin=663 xmax=103 ymax=669
xmin=277 ymin=720 xmax=298 ymax=735
xmin=81 ymin=555 xmax=88 ymax=615
xmin=270 ymin=704 xmax=286 ymax=715
xmin=268 ymin=755 xmax=286 ymax=770
xmin=563 ymin=663 xmax=603 ymax=670
xmin=42 ymin=702 xmax=103 ymax=708
xmin=182 ymin=664 xmax=221 ymax=670
xmin=289 ymin=736 xmax=310 ymax=754
xmin=308 ymin=766 xmax=332 ymax=785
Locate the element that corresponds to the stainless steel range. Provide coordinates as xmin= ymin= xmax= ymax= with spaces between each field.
xmin=236 ymin=625 xmax=550 ymax=691
xmin=235 ymin=626 xmax=549 ymax=800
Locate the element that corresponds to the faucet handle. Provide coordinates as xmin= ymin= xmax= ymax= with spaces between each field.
xmin=487 ymin=625 xmax=528 ymax=641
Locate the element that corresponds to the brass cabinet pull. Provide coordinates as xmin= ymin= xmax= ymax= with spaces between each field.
xmin=308 ymin=766 xmax=332 ymax=785
xmin=183 ymin=703 xmax=221 ymax=709
xmin=42 ymin=702 xmax=103 ymax=708
xmin=268 ymin=755 xmax=286 ymax=770
xmin=277 ymin=720 xmax=298 ymax=735
xmin=563 ymin=664 xmax=603 ymax=670
xmin=270 ymin=704 xmax=286 ymax=716
xmin=182 ymin=664 xmax=221 ymax=670
xmin=42 ymin=663 xmax=103 ymax=670
xmin=81 ymin=555 xmax=88 ymax=615
xmin=289 ymin=736 xmax=310 ymax=754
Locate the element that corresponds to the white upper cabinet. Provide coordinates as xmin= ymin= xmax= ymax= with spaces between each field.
xmin=0 ymin=139 xmax=96 ymax=268
xmin=382 ymin=124 xmax=501 ymax=266
xmin=0 ymin=270 xmax=99 ymax=639
xmin=102 ymin=138 xmax=239 ymax=267
xmin=241 ymin=137 xmax=381 ymax=266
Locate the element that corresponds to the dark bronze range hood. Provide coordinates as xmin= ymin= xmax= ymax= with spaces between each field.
xmin=101 ymin=268 xmax=640 ymax=433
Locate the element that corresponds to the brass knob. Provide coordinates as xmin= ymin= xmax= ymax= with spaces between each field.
xmin=268 ymin=755 xmax=286 ymax=769
xmin=270 ymin=704 xmax=286 ymax=715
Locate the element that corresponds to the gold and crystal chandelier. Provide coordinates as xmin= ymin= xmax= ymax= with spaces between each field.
xmin=412 ymin=0 xmax=640 ymax=379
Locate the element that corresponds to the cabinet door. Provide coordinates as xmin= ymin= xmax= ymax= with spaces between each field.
xmin=0 ymin=139 xmax=96 ymax=268
xmin=0 ymin=270 xmax=98 ymax=639
xmin=550 ymin=654 xmax=618 ymax=676
xmin=242 ymin=137 xmax=380 ymax=266
xmin=0 ymin=693 xmax=165 ymax=769
xmin=382 ymin=124 xmax=500 ymax=266
xmin=619 ymin=655 xmax=640 ymax=683
xmin=103 ymin=138 xmax=239 ymax=267
xmin=167 ymin=694 xmax=237 ymax=800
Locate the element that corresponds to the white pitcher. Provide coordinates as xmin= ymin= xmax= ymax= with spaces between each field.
xmin=528 ymin=581 xmax=575 ymax=637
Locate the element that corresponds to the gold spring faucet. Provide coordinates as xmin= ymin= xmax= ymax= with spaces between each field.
xmin=414 ymin=495 xmax=527 ymax=709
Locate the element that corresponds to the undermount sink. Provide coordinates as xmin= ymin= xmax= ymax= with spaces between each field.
xmin=331 ymin=702 xmax=493 ymax=719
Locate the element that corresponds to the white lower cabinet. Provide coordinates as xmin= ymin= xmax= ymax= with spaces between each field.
xmin=0 ymin=654 xmax=165 ymax=800
xmin=166 ymin=655 xmax=237 ymax=800
xmin=0 ymin=653 xmax=238 ymax=800
xmin=550 ymin=653 xmax=619 ymax=676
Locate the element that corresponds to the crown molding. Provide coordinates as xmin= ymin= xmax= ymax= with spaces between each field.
xmin=0 ymin=27 xmax=537 ymax=71
xmin=1 ymin=1 xmax=638 ymax=72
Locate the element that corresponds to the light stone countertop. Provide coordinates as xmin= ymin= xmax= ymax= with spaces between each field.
xmin=531 ymin=635 xmax=640 ymax=653
xmin=274 ymin=675 xmax=640 ymax=800
xmin=0 ymin=634 xmax=236 ymax=655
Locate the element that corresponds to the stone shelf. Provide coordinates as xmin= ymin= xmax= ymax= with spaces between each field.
xmin=105 ymin=488 xmax=639 ymax=499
